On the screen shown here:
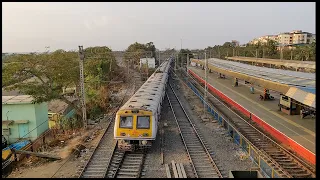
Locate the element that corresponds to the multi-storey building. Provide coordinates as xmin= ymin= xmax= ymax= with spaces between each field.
xmin=249 ymin=30 xmax=315 ymax=46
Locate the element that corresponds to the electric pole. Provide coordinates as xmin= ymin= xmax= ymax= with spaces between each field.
xmin=175 ymin=54 xmax=177 ymax=71
xmin=187 ymin=53 xmax=189 ymax=72
xmin=181 ymin=52 xmax=183 ymax=68
xmin=204 ymin=51 xmax=208 ymax=117
xmin=79 ymin=46 xmax=87 ymax=129
xmin=159 ymin=50 xmax=161 ymax=66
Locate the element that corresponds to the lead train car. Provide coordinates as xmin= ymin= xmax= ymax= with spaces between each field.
xmin=114 ymin=58 xmax=173 ymax=151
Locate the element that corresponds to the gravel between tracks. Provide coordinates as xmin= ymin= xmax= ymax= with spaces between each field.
xmin=172 ymin=77 xmax=254 ymax=176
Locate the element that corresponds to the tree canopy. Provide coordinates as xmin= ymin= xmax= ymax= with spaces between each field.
xmin=2 ymin=46 xmax=121 ymax=120
xmin=124 ymin=42 xmax=156 ymax=66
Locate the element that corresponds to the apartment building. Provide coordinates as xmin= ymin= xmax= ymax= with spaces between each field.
xmin=250 ymin=30 xmax=315 ymax=46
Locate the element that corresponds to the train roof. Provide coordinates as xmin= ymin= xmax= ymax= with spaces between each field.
xmin=119 ymin=58 xmax=172 ymax=113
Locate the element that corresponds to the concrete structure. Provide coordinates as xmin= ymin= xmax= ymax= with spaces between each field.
xmin=2 ymin=95 xmax=49 ymax=144
xmin=249 ymin=30 xmax=315 ymax=46
xmin=140 ymin=58 xmax=156 ymax=69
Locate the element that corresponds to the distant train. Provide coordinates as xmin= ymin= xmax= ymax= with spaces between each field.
xmin=114 ymin=57 xmax=173 ymax=151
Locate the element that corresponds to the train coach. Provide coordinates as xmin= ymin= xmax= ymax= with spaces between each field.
xmin=114 ymin=57 xmax=173 ymax=151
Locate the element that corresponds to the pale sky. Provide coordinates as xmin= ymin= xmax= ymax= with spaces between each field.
xmin=2 ymin=2 xmax=315 ymax=53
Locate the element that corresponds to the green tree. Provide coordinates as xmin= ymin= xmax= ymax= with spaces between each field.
xmin=124 ymin=42 xmax=157 ymax=66
xmin=178 ymin=49 xmax=194 ymax=65
xmin=3 ymin=50 xmax=80 ymax=113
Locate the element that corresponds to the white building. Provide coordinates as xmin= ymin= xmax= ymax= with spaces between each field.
xmin=249 ymin=30 xmax=315 ymax=46
xmin=140 ymin=58 xmax=156 ymax=69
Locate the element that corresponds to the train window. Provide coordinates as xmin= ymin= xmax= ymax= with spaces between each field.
xmin=137 ymin=116 xmax=150 ymax=129
xmin=120 ymin=116 xmax=133 ymax=129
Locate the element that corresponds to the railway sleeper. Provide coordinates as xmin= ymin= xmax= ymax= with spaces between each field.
xmin=117 ymin=171 xmax=140 ymax=176
xmin=190 ymin=154 xmax=209 ymax=158
xmin=83 ymin=170 xmax=106 ymax=173
xmin=86 ymin=167 xmax=107 ymax=171
xmin=264 ymin=149 xmax=281 ymax=153
xmin=122 ymin=162 xmax=142 ymax=166
xmin=121 ymin=164 xmax=141 ymax=168
xmin=272 ymin=156 xmax=291 ymax=160
xmin=118 ymin=168 xmax=140 ymax=172
xmin=269 ymin=153 xmax=287 ymax=157
xmin=290 ymin=173 xmax=312 ymax=178
xmin=278 ymin=162 xmax=299 ymax=167
xmin=188 ymin=150 xmax=206 ymax=153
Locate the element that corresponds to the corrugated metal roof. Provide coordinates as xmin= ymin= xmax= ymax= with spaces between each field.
xmin=48 ymin=100 xmax=68 ymax=114
xmin=2 ymin=95 xmax=34 ymax=104
xmin=285 ymin=87 xmax=315 ymax=109
xmin=206 ymin=58 xmax=315 ymax=88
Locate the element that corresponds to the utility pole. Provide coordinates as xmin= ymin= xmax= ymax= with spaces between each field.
xmin=256 ymin=49 xmax=258 ymax=59
xmin=187 ymin=53 xmax=189 ymax=72
xmin=175 ymin=54 xmax=177 ymax=71
xmin=233 ymin=48 xmax=235 ymax=57
xmin=78 ymin=46 xmax=87 ymax=129
xmin=204 ymin=51 xmax=208 ymax=117
xmin=146 ymin=57 xmax=149 ymax=78
xmin=218 ymin=46 xmax=220 ymax=59
xmin=159 ymin=50 xmax=161 ymax=66
xmin=181 ymin=52 xmax=183 ymax=68
xmin=290 ymin=50 xmax=293 ymax=60
xmin=262 ymin=48 xmax=265 ymax=58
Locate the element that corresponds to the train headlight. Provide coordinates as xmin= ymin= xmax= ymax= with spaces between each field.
xmin=142 ymin=133 xmax=149 ymax=137
xmin=141 ymin=140 xmax=147 ymax=145
xmin=120 ymin=132 xmax=126 ymax=136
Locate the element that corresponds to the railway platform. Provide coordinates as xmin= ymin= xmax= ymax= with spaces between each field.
xmin=187 ymin=67 xmax=315 ymax=158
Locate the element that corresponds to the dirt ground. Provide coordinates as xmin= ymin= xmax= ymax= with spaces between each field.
xmin=7 ymin=125 xmax=105 ymax=178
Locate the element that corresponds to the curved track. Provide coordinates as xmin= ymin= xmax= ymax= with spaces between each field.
xmin=166 ymin=81 xmax=222 ymax=178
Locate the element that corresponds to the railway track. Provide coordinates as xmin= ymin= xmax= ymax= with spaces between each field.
xmin=106 ymin=149 xmax=145 ymax=178
xmin=79 ymin=119 xmax=116 ymax=178
xmin=166 ymin=81 xmax=223 ymax=178
xmin=178 ymin=69 xmax=316 ymax=178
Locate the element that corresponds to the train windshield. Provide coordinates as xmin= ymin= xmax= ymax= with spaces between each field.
xmin=137 ymin=116 xmax=150 ymax=129
xmin=120 ymin=116 xmax=133 ymax=128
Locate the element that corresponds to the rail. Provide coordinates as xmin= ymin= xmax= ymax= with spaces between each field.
xmin=176 ymin=69 xmax=315 ymax=178
xmin=166 ymin=82 xmax=223 ymax=178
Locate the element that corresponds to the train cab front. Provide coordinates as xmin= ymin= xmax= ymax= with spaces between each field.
xmin=114 ymin=109 xmax=154 ymax=151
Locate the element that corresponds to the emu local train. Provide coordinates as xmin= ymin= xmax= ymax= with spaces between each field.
xmin=114 ymin=57 xmax=173 ymax=151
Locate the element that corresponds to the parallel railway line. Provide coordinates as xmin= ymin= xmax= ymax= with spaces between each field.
xmin=177 ymin=69 xmax=316 ymax=178
xmin=166 ymin=81 xmax=223 ymax=178
xmin=105 ymin=149 xmax=145 ymax=178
